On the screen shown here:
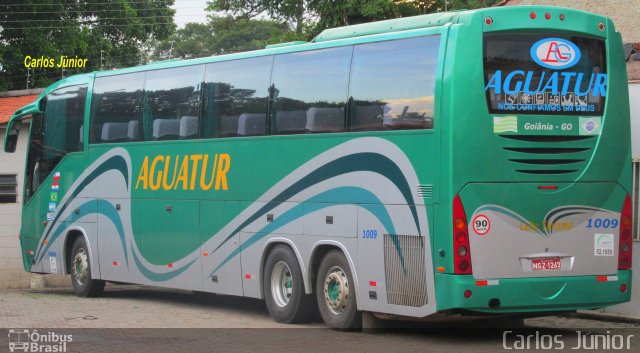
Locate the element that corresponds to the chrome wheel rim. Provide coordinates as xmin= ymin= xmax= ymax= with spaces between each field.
xmin=271 ymin=261 xmax=293 ymax=308
xmin=323 ymin=266 xmax=349 ymax=315
xmin=73 ymin=248 xmax=89 ymax=285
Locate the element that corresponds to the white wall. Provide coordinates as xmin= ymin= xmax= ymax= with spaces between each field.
xmin=0 ymin=123 xmax=31 ymax=288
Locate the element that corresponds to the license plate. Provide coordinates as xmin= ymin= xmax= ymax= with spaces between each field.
xmin=531 ymin=257 xmax=561 ymax=271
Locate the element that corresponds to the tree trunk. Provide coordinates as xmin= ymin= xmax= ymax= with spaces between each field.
xmin=295 ymin=0 xmax=304 ymax=35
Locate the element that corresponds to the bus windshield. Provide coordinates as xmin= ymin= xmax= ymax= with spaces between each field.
xmin=484 ymin=33 xmax=606 ymax=116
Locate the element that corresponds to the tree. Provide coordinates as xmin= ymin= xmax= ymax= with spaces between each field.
xmin=208 ymin=0 xmax=502 ymax=40
xmin=0 ymin=0 xmax=176 ymax=91
xmin=208 ymin=0 xmax=308 ymax=36
xmin=152 ymin=16 xmax=293 ymax=60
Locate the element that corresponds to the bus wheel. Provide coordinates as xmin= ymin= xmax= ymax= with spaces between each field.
xmin=70 ymin=237 xmax=105 ymax=297
xmin=316 ymin=250 xmax=361 ymax=330
xmin=263 ymin=245 xmax=316 ymax=323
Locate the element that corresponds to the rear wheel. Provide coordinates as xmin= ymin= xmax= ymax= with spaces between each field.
xmin=263 ymin=245 xmax=316 ymax=323
xmin=70 ymin=237 xmax=105 ymax=297
xmin=316 ymin=250 xmax=361 ymax=330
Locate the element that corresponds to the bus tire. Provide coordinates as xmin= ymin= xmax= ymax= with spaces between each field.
xmin=263 ymin=245 xmax=316 ymax=323
xmin=70 ymin=237 xmax=105 ymax=297
xmin=316 ymin=250 xmax=361 ymax=330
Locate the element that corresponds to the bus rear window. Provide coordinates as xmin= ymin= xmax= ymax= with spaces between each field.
xmin=484 ymin=33 xmax=606 ymax=116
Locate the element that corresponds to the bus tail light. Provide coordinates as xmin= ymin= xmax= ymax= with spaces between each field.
xmin=453 ymin=194 xmax=472 ymax=274
xmin=618 ymin=194 xmax=632 ymax=270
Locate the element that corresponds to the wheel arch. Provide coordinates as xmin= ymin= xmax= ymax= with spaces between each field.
xmin=63 ymin=226 xmax=99 ymax=279
xmin=308 ymin=241 xmax=360 ymax=304
xmin=260 ymin=238 xmax=308 ymax=298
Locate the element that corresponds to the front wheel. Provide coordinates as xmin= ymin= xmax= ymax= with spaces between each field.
xmin=70 ymin=237 xmax=105 ymax=297
xmin=316 ymin=250 xmax=361 ymax=330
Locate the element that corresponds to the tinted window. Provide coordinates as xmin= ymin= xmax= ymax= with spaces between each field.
xmin=25 ymin=85 xmax=87 ymax=200
xmin=484 ymin=33 xmax=606 ymax=116
xmin=271 ymin=47 xmax=352 ymax=134
xmin=144 ymin=65 xmax=204 ymax=141
xmin=349 ymin=36 xmax=439 ymax=130
xmin=90 ymin=72 xmax=144 ymax=143
xmin=203 ymin=56 xmax=273 ymax=137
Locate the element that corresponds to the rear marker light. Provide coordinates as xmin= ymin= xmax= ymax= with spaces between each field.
xmin=598 ymin=22 xmax=605 ymax=31
xmin=484 ymin=17 xmax=493 ymax=25
xmin=559 ymin=14 xmax=565 ymax=21
xmin=545 ymin=12 xmax=551 ymax=20
xmin=530 ymin=12 xmax=536 ymax=19
xmin=618 ymin=194 xmax=633 ymax=270
xmin=597 ymin=276 xmax=607 ymax=282
xmin=464 ymin=290 xmax=472 ymax=298
xmin=167 ymin=263 xmax=173 ymax=268
xmin=453 ymin=195 xmax=472 ymax=275
xmin=437 ymin=266 xmax=445 ymax=272
xmin=620 ymin=284 xmax=627 ymax=293
xmin=538 ymin=185 xmax=558 ymax=190
xmin=369 ymin=281 xmax=377 ymax=287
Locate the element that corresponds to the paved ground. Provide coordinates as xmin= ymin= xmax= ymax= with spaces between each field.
xmin=1 ymin=284 xmax=639 ymax=353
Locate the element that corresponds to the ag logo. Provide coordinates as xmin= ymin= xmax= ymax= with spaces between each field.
xmin=530 ymin=38 xmax=581 ymax=70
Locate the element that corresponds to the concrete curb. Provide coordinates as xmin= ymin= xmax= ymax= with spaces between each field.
xmin=575 ymin=310 xmax=640 ymax=324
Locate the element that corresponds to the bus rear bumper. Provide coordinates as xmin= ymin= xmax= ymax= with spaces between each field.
xmin=435 ymin=271 xmax=632 ymax=313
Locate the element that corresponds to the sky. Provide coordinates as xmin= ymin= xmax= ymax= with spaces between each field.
xmin=172 ymin=0 xmax=209 ymax=28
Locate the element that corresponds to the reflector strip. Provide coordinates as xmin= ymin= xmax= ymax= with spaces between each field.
xmin=369 ymin=281 xmax=377 ymax=287
xmin=245 ymin=274 xmax=253 ymax=279
xmin=476 ymin=279 xmax=499 ymax=286
xmin=596 ymin=276 xmax=607 ymax=282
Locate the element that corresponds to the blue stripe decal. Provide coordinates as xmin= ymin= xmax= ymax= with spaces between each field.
xmin=132 ymin=247 xmax=197 ymax=282
xmin=36 ymin=155 xmax=129 ymax=259
xmin=212 ymin=152 xmax=419 ymax=253
xmin=210 ymin=186 xmax=404 ymax=275
xmin=37 ymin=199 xmax=129 ymax=270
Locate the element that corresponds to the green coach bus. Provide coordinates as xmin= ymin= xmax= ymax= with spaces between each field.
xmin=4 ymin=6 xmax=632 ymax=329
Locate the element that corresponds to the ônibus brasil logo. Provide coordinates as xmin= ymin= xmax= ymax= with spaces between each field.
xmin=530 ymin=38 xmax=581 ymax=70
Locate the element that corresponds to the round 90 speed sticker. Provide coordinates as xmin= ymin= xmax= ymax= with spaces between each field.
xmin=472 ymin=214 xmax=490 ymax=236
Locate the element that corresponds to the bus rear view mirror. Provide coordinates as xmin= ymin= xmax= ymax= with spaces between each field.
xmin=4 ymin=118 xmax=21 ymax=153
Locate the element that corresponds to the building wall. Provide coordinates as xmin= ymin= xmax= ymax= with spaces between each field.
xmin=501 ymin=0 xmax=640 ymax=43
xmin=0 ymin=124 xmax=67 ymax=289
xmin=0 ymin=124 xmax=30 ymax=289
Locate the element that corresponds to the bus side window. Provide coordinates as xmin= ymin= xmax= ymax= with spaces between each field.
xmin=144 ymin=65 xmax=204 ymax=141
xmin=349 ymin=36 xmax=439 ymax=131
xmin=90 ymin=72 xmax=144 ymax=143
xmin=203 ymin=56 xmax=273 ymax=138
xmin=270 ymin=46 xmax=352 ymax=135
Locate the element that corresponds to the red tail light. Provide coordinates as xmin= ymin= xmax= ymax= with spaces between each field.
xmin=453 ymin=194 xmax=472 ymax=274
xmin=618 ymin=194 xmax=633 ymax=270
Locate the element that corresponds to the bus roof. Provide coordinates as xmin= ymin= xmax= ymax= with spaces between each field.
xmin=312 ymin=11 xmax=467 ymax=43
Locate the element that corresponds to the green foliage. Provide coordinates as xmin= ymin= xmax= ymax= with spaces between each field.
xmin=152 ymin=16 xmax=294 ymax=60
xmin=209 ymin=0 xmax=501 ymax=40
xmin=0 ymin=0 xmax=176 ymax=90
